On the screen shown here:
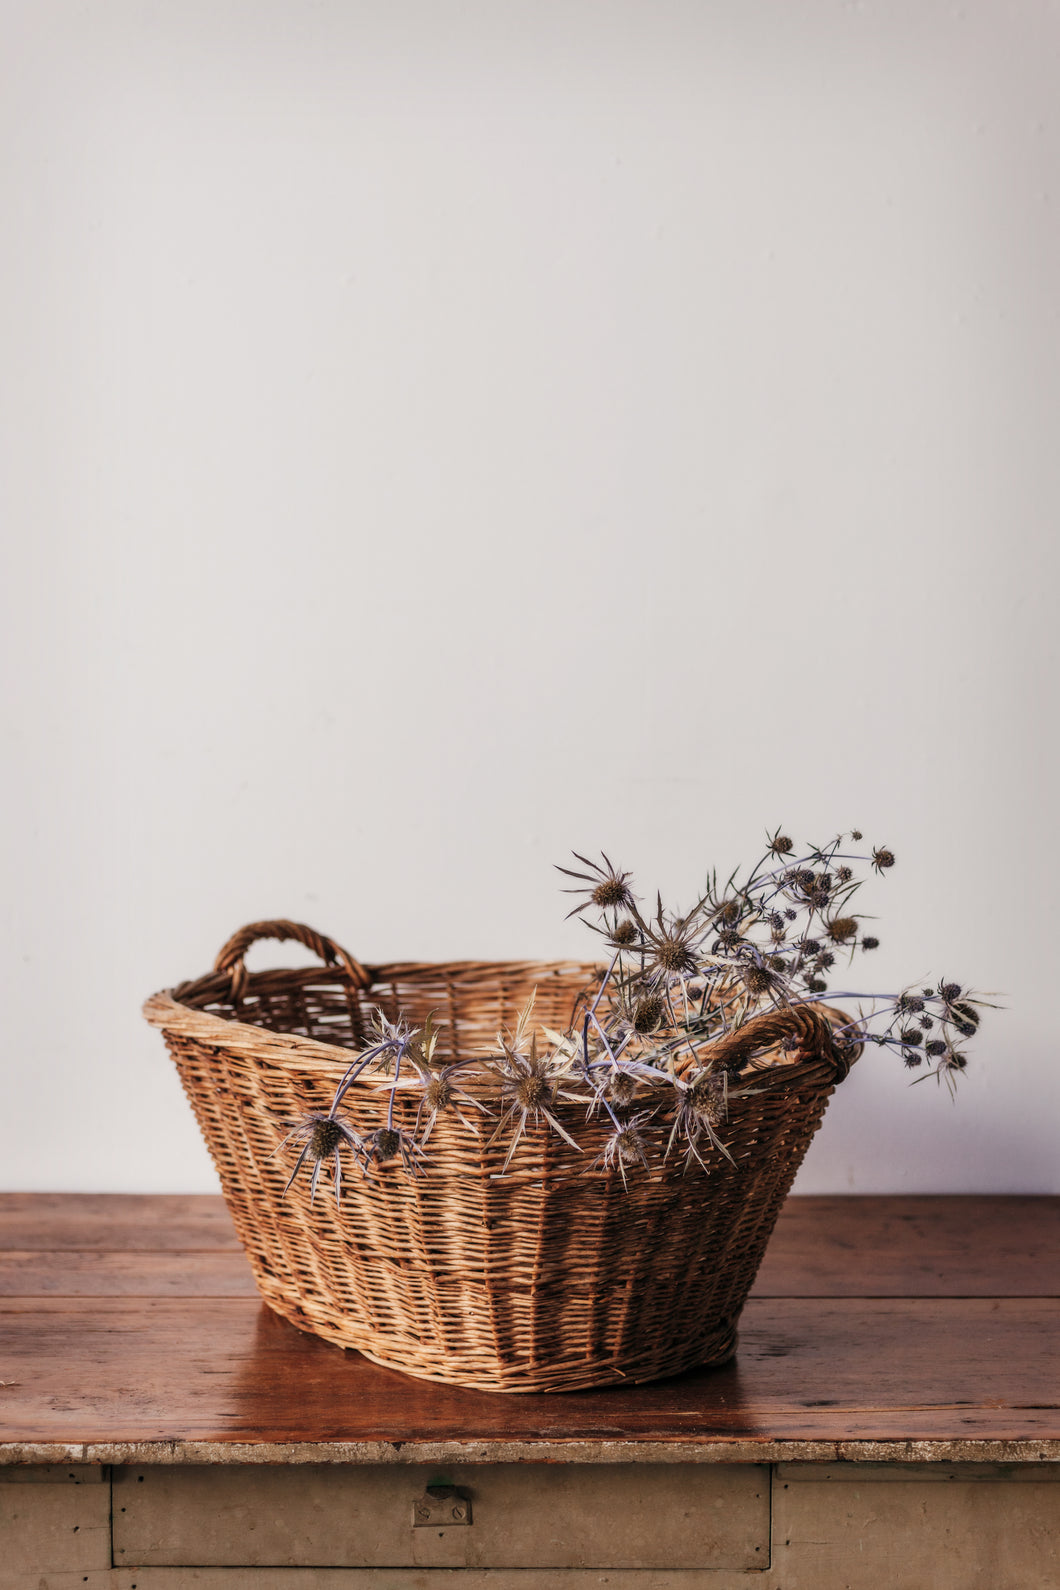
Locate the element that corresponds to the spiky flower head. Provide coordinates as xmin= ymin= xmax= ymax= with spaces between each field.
xmin=606 ymin=1069 xmax=640 ymax=1108
xmin=277 ymin=1111 xmax=367 ymax=1205
xmin=690 ymin=1072 xmax=727 ymax=1127
xmin=310 ymin=1117 xmax=344 ymax=1158
xmin=645 ymin=922 xmax=698 ymax=978
xmin=557 ymin=852 xmax=636 ymax=919
xmin=826 ymin=917 xmax=859 ymax=944
xmin=370 ymin=1127 xmax=402 ymax=1162
xmin=740 ymin=961 xmax=778 ymax=998
xmin=631 ymin=993 xmax=666 ymax=1034
xmin=872 ymin=847 xmax=896 ymax=873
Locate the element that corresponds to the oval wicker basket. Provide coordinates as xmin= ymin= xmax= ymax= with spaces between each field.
xmin=143 ymin=919 xmax=857 ymax=1393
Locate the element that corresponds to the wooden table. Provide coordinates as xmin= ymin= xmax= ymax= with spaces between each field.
xmin=1 ymin=1194 xmax=1058 ymax=1587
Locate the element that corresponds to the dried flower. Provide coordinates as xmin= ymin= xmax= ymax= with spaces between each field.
xmin=487 ymin=1014 xmax=583 ymax=1173
xmin=826 ymin=917 xmax=859 ymax=944
xmin=592 ymin=1111 xmax=655 ymax=1186
xmin=631 ymin=993 xmax=666 ymax=1034
xmin=277 ymin=1112 xmax=367 ymax=1206
xmin=872 ymin=847 xmax=896 ymax=873
xmin=641 ymin=913 xmax=700 ymax=981
xmin=606 ymin=1069 xmax=641 ymax=1109
xmin=739 ymin=960 xmax=781 ymax=998
xmin=367 ymin=1125 xmax=427 ymax=1176
xmin=557 ymin=853 xmax=637 ymax=919
xmin=386 ymin=1051 xmax=491 ymax=1146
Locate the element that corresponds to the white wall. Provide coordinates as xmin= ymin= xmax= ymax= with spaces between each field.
xmin=2 ymin=0 xmax=1057 ymax=1193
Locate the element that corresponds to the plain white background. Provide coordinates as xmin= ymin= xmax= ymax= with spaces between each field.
xmin=2 ymin=1 xmax=1057 ymax=1193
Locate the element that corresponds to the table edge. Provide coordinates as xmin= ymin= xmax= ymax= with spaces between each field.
xmin=3 ymin=1437 xmax=1059 ymax=1467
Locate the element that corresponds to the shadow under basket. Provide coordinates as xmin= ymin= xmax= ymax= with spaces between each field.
xmin=143 ymin=919 xmax=856 ymax=1394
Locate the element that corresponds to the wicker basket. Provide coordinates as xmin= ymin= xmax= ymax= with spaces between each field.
xmin=143 ymin=918 xmax=856 ymax=1393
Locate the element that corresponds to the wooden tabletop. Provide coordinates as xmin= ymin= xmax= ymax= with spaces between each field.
xmin=1 ymin=1194 xmax=1057 ymax=1467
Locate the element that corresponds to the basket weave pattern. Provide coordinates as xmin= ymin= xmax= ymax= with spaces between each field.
xmin=144 ymin=920 xmax=852 ymax=1393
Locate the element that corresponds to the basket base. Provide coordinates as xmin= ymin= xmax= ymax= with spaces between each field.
xmin=257 ymin=1285 xmax=739 ymax=1394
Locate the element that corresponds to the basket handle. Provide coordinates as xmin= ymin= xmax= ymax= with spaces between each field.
xmin=213 ymin=919 xmax=373 ymax=1002
xmin=672 ymin=1003 xmax=854 ymax=1082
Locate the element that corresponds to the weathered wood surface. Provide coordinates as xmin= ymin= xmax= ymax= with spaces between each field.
xmin=753 ymin=1194 xmax=1060 ymax=1297
xmin=2 ymin=1463 xmax=1058 ymax=1590
xmin=0 ymin=1195 xmax=1057 ymax=1465
xmin=0 ymin=1193 xmax=241 ymax=1252
xmin=1 ymin=1295 xmax=1057 ymax=1451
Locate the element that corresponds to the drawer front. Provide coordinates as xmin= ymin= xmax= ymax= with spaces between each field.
xmin=0 ymin=1463 xmax=110 ymax=1577
xmin=772 ymin=1463 xmax=1060 ymax=1590
xmin=112 ymin=1463 xmax=769 ymax=1570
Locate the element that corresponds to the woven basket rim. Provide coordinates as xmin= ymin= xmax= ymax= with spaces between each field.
xmin=143 ymin=955 xmax=856 ymax=1093
xmin=143 ymin=957 xmax=605 ymax=1079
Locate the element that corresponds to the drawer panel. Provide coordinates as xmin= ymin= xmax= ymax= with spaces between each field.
xmin=772 ymin=1464 xmax=1060 ymax=1590
xmin=112 ymin=1463 xmax=769 ymax=1570
xmin=0 ymin=1465 xmax=110 ymax=1574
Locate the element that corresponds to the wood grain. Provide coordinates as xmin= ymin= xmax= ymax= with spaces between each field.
xmin=752 ymin=1195 xmax=1060 ymax=1297
xmin=0 ymin=1250 xmax=258 ymax=1297
xmin=0 ymin=1194 xmax=241 ymax=1252
xmin=0 ymin=1295 xmax=1057 ymax=1448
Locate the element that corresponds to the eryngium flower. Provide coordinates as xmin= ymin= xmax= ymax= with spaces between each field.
xmin=277 ymin=1112 xmax=367 ymax=1206
xmin=557 ymin=852 xmax=636 ymax=919
xmin=592 ymin=1112 xmax=655 ymax=1187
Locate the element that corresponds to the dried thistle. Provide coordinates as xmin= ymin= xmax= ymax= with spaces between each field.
xmin=366 ymin=1124 xmax=427 ymax=1177
xmin=276 ymin=1111 xmax=368 ymax=1206
xmin=591 ymin=1111 xmax=655 ymax=1187
xmin=556 ymin=852 xmax=637 ymax=920
xmin=486 ymin=1002 xmax=584 ymax=1173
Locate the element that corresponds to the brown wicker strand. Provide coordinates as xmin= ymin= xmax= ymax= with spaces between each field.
xmin=674 ymin=1002 xmax=850 ymax=1081
xmin=213 ymin=918 xmax=372 ymax=1003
